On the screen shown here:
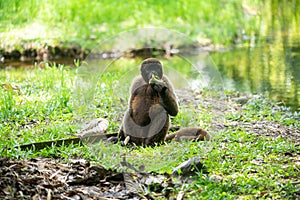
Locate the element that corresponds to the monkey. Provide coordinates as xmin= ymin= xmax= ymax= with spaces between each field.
xmin=117 ymin=58 xmax=210 ymax=146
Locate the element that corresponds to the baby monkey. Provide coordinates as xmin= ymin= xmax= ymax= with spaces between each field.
xmin=118 ymin=58 xmax=210 ymax=145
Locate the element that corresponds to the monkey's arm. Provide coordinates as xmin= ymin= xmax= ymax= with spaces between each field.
xmin=130 ymin=75 xmax=147 ymax=95
xmin=157 ymin=76 xmax=178 ymax=116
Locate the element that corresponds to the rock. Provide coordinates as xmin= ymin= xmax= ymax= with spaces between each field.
xmin=231 ymin=96 xmax=249 ymax=105
xmin=76 ymin=118 xmax=109 ymax=138
xmin=172 ymin=157 xmax=205 ymax=177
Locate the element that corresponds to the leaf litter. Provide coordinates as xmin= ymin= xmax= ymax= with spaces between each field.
xmin=0 ymin=156 xmax=175 ymax=199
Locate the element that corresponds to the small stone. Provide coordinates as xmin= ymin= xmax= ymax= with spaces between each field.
xmin=172 ymin=157 xmax=204 ymax=177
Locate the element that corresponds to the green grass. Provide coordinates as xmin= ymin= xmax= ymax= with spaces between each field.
xmin=1 ymin=59 xmax=299 ymax=199
xmin=189 ymin=132 xmax=299 ymax=199
xmin=2 ymin=0 xmax=299 ymax=49
xmin=1 ymin=1 xmax=299 ymax=198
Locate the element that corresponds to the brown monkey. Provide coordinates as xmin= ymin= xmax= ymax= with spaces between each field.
xmin=118 ymin=58 xmax=209 ymax=146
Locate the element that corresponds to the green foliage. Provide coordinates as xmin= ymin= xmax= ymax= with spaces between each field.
xmin=0 ymin=0 xmax=265 ymax=47
xmin=0 ymin=61 xmax=299 ymax=199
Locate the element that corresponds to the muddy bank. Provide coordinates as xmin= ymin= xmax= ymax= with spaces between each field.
xmin=0 ymin=41 xmax=219 ymax=68
xmin=0 ymin=44 xmax=89 ymax=65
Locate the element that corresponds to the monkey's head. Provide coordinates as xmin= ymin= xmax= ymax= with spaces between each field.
xmin=140 ymin=58 xmax=163 ymax=83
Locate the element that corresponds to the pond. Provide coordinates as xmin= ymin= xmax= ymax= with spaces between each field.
xmin=211 ymin=36 xmax=300 ymax=112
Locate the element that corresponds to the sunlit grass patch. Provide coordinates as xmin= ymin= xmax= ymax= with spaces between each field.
xmin=0 ymin=0 xmax=265 ymax=48
xmin=186 ymin=131 xmax=300 ymax=199
xmin=88 ymin=139 xmax=212 ymax=174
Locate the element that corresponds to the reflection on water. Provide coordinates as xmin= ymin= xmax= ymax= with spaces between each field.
xmin=210 ymin=0 xmax=300 ymax=112
xmin=211 ymin=37 xmax=300 ymax=111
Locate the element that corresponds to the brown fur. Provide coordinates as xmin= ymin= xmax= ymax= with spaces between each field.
xmin=165 ymin=128 xmax=210 ymax=142
xmin=118 ymin=58 xmax=210 ymax=146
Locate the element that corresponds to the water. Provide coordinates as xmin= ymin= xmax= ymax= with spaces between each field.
xmin=211 ymin=37 xmax=300 ymax=112
xmin=208 ymin=0 xmax=300 ymax=111
xmin=223 ymin=0 xmax=300 ymax=112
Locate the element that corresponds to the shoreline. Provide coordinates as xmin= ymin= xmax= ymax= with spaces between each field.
xmin=0 ymin=40 xmax=222 ymax=68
